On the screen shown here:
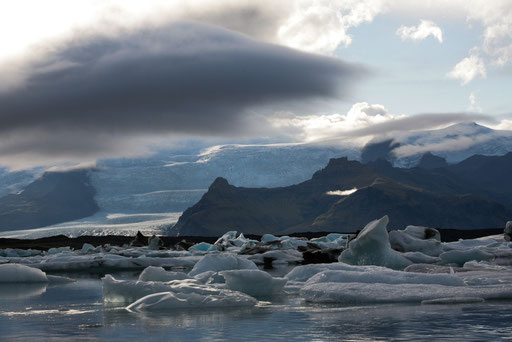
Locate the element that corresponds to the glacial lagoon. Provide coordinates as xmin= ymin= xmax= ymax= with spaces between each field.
xmin=2 ymin=273 xmax=512 ymax=342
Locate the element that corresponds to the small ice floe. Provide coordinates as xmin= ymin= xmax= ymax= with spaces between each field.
xmin=138 ymin=266 xmax=190 ymax=282
xmin=338 ymin=216 xmax=412 ymax=270
xmin=187 ymin=254 xmax=257 ymax=277
xmin=125 ymin=288 xmax=257 ymax=312
xmin=0 ymin=264 xmax=74 ymax=283
xmin=247 ymin=249 xmax=303 ymax=265
xmin=389 ymin=226 xmax=442 ymax=257
xmin=439 ymin=248 xmax=494 ymax=266
xmin=220 ymin=270 xmax=287 ymax=297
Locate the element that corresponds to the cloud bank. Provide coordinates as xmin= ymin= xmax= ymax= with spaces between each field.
xmin=0 ymin=22 xmax=365 ymax=169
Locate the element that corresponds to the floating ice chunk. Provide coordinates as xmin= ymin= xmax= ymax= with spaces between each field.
xmin=220 ymin=270 xmax=287 ymax=297
xmin=103 ymin=274 xmax=256 ymax=309
xmin=248 ymin=249 xmax=303 ymax=265
xmin=389 ymin=229 xmax=442 ymax=256
xmin=45 ymin=247 xmax=72 ymax=255
xmin=338 ymin=216 xmax=412 ymax=270
xmin=126 ymin=289 xmax=257 ymax=312
xmin=402 ymin=252 xmax=441 ymax=264
xmin=279 ymin=237 xmax=308 ymax=249
xmin=148 ymin=235 xmax=163 ymax=250
xmin=193 ymin=271 xmax=225 ymax=284
xmin=261 ymin=234 xmax=279 ymax=243
xmin=440 ymin=248 xmax=494 ymax=266
xmin=215 ymin=231 xmax=238 ymax=246
xmin=305 ymin=269 xmax=465 ymax=287
xmin=81 ymin=243 xmax=98 ymax=254
xmin=189 ymin=242 xmax=218 ymax=253
xmin=188 ymin=254 xmax=257 ymax=277
xmin=0 ymin=264 xmax=48 ymax=283
xmin=505 ymin=221 xmax=512 ymax=242
xmin=421 ymin=297 xmax=485 ymax=305
xmin=138 ymin=266 xmax=189 ymax=282
xmin=286 ymin=263 xmax=389 ymax=282
xmin=300 ymin=282 xmax=512 ymax=304
xmin=1 ymin=248 xmax=41 ymax=257
xmin=443 ymin=237 xmax=500 ymax=251
xmin=103 ymin=274 xmax=198 ymax=304
xmin=403 ymin=226 xmax=441 ymax=241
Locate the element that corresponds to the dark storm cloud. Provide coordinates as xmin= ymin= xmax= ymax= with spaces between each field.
xmin=0 ymin=22 xmax=364 ymax=139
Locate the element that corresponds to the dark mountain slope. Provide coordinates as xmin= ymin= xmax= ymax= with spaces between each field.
xmin=0 ymin=170 xmax=99 ymax=232
xmin=172 ymin=155 xmax=512 ymax=236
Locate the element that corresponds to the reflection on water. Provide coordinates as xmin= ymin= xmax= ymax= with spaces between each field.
xmin=1 ymin=276 xmax=512 ymax=341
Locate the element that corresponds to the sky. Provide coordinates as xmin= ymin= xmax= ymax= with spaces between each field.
xmin=0 ymin=0 xmax=511 ymax=170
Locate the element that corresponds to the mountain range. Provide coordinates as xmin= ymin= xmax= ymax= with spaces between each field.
xmin=1 ymin=122 xmax=512 ymax=234
xmin=172 ymin=152 xmax=512 ymax=236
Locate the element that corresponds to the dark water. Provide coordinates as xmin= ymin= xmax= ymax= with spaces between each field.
xmin=1 ymin=275 xmax=512 ymax=342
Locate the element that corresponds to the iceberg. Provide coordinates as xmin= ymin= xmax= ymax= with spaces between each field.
xmin=188 ymin=254 xmax=257 ymax=277
xmin=338 ymin=216 xmax=412 ymax=270
xmin=220 ymin=270 xmax=287 ymax=297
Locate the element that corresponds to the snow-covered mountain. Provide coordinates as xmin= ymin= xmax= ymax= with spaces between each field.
xmin=364 ymin=122 xmax=512 ymax=168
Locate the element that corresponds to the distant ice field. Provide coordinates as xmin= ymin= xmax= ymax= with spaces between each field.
xmin=0 ymin=211 xmax=181 ymax=239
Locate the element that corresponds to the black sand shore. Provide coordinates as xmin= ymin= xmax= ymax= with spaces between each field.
xmin=0 ymin=228 xmax=505 ymax=251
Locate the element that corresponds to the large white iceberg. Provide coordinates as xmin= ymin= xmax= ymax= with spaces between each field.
xmin=338 ymin=216 xmax=412 ymax=270
xmin=220 ymin=269 xmax=287 ymax=297
xmin=188 ymin=253 xmax=257 ymax=277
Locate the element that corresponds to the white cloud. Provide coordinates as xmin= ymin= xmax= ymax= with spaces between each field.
xmin=277 ymin=0 xmax=384 ymax=54
xmin=446 ymin=53 xmax=486 ymax=85
xmin=467 ymin=91 xmax=482 ymax=112
xmin=465 ymin=0 xmax=512 ymax=66
xmin=396 ymin=20 xmax=443 ymax=43
xmin=267 ymin=102 xmax=403 ymax=144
